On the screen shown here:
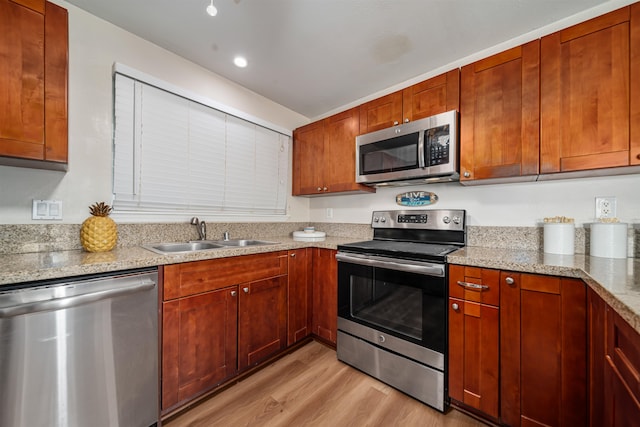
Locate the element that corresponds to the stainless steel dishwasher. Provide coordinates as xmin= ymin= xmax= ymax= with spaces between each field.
xmin=0 ymin=268 xmax=159 ymax=427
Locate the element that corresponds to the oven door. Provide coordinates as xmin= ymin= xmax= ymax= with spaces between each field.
xmin=336 ymin=252 xmax=446 ymax=363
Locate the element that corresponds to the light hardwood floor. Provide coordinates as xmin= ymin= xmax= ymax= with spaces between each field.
xmin=164 ymin=341 xmax=486 ymax=427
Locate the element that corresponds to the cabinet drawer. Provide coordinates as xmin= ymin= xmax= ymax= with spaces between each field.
xmin=163 ymin=251 xmax=288 ymax=300
xmin=606 ymin=306 xmax=640 ymax=404
xmin=449 ymin=265 xmax=500 ymax=306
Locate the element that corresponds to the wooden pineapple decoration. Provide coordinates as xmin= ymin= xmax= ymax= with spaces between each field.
xmin=80 ymin=202 xmax=118 ymax=252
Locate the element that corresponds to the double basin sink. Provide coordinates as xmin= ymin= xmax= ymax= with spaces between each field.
xmin=144 ymin=239 xmax=279 ymax=255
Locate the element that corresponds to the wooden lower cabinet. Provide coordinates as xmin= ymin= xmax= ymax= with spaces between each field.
xmin=604 ymin=298 xmax=640 ymax=426
xmin=287 ymin=248 xmax=312 ymax=346
xmin=501 ymin=272 xmax=587 ymax=427
xmin=311 ymin=248 xmax=337 ymax=345
xmin=449 ymin=266 xmax=589 ymax=426
xmin=448 ymin=265 xmax=499 ymax=419
xmin=589 ymin=286 xmax=640 ymax=427
xmin=161 ymin=252 xmax=288 ymax=413
xmin=161 ymin=286 xmax=237 ymax=411
xmin=238 ymin=275 xmax=287 ymax=371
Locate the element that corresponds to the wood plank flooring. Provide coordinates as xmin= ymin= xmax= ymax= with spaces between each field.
xmin=164 ymin=341 xmax=486 ymax=427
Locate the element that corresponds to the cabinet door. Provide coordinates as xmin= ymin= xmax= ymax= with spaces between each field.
xmin=0 ymin=0 xmax=67 ymax=163
xmin=312 ymin=248 xmax=337 ymax=345
xmin=403 ymin=69 xmax=460 ymax=121
xmin=589 ymin=288 xmax=606 ymax=427
xmin=541 ymin=5 xmax=640 ymax=172
xmin=162 ymin=287 xmax=238 ymax=411
xmin=292 ymin=120 xmax=325 ymax=195
xmin=238 ymin=275 xmax=287 ymax=371
xmin=0 ymin=0 xmax=45 ymax=159
xmin=359 ymin=90 xmax=404 ymax=133
xmin=604 ymin=304 xmax=640 ymax=426
xmin=448 ymin=297 xmax=499 ymax=419
xmin=324 ymin=107 xmax=373 ymax=194
xmin=460 ymin=41 xmax=540 ymax=182
xmin=501 ymin=273 xmax=587 ymax=427
xmin=288 ymin=248 xmax=312 ymax=346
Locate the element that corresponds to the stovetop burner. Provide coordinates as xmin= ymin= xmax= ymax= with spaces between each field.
xmin=337 ymin=209 xmax=466 ymax=262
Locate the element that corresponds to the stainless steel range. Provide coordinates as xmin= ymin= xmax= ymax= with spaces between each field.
xmin=336 ymin=209 xmax=465 ymax=412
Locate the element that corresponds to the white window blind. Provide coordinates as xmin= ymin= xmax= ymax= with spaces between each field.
xmin=112 ymin=73 xmax=289 ymax=216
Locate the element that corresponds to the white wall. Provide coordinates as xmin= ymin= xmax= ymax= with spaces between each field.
xmin=0 ymin=1 xmax=310 ymax=224
xmin=308 ymin=174 xmax=640 ymax=227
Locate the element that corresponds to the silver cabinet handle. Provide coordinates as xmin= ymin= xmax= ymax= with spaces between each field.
xmin=290 ymin=253 xmax=296 ymax=257
xmin=463 ymin=171 xmax=471 ymax=178
xmin=505 ymin=277 xmax=515 ymax=285
xmin=457 ymin=281 xmax=489 ymax=290
xmin=452 ymin=303 xmax=459 ymax=311
xmin=316 ymin=187 xmax=322 ymax=191
xmin=243 ymin=287 xmax=249 ymax=293
xmin=231 ymin=290 xmax=237 ymax=297
xmin=323 ymin=187 xmax=328 ymax=191
xmin=379 ymin=335 xmax=386 ymax=343
xmin=404 ymin=118 xmax=410 ymax=123
xmin=393 ymin=120 xmax=399 ymax=126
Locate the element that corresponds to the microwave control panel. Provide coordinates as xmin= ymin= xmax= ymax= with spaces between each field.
xmin=425 ymin=125 xmax=450 ymax=166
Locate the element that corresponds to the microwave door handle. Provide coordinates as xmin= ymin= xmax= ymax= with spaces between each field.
xmin=418 ymin=129 xmax=426 ymax=168
xmin=336 ymin=252 xmax=444 ymax=277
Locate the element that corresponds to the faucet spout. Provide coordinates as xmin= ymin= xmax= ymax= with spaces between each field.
xmin=191 ymin=217 xmax=207 ymax=240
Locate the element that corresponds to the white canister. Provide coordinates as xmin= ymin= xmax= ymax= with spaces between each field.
xmin=590 ymin=222 xmax=627 ymax=259
xmin=543 ymin=223 xmax=575 ymax=255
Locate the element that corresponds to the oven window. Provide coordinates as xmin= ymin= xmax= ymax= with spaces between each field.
xmin=359 ymin=132 xmax=419 ymax=175
xmin=344 ymin=265 xmax=445 ymax=351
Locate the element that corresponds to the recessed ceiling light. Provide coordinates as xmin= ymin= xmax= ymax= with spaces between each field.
xmin=206 ymin=0 xmax=217 ymax=16
xmin=234 ymin=56 xmax=248 ymax=68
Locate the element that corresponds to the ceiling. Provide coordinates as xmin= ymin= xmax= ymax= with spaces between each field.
xmin=65 ymin=0 xmax=610 ymax=119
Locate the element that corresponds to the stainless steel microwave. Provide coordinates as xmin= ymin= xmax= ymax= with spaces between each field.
xmin=355 ymin=110 xmax=459 ymax=186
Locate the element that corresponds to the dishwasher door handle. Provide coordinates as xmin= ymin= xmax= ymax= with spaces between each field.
xmin=0 ymin=281 xmax=156 ymax=318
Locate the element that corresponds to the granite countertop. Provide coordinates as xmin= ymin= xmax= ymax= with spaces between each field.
xmin=2 ymin=237 xmax=639 ymax=335
xmin=448 ymin=247 xmax=640 ymax=334
xmin=0 ymin=236 xmax=361 ymax=287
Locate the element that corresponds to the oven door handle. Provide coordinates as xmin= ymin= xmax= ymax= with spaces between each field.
xmin=336 ymin=252 xmax=445 ymax=277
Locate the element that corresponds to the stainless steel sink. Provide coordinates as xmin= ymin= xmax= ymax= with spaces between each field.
xmin=143 ymin=241 xmax=225 ymax=255
xmin=206 ymin=239 xmax=280 ymax=247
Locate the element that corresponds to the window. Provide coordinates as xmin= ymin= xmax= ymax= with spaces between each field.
xmin=112 ymin=71 xmax=290 ymax=218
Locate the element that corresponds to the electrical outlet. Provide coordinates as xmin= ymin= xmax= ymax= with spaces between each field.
xmin=326 ymin=208 xmax=333 ymax=219
xmin=595 ymin=196 xmax=616 ymax=219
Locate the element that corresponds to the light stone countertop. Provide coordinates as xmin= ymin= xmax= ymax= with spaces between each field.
xmin=448 ymin=247 xmax=640 ymax=334
xmin=2 ymin=236 xmax=639 ymax=335
xmin=0 ymin=236 xmax=361 ymax=287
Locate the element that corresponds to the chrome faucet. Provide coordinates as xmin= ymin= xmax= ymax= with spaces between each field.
xmin=223 ymin=231 xmax=230 ymax=241
xmin=190 ymin=217 xmax=207 ymax=240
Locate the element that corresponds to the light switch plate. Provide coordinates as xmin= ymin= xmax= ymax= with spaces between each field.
xmin=32 ymin=200 xmax=63 ymax=220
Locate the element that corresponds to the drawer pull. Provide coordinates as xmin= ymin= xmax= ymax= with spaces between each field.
xmin=457 ymin=281 xmax=489 ymax=291
xmin=505 ymin=276 xmax=515 ymax=285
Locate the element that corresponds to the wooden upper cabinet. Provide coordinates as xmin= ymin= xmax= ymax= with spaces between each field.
xmin=292 ymin=108 xmax=374 ymax=196
xmin=460 ymin=41 xmax=540 ymax=182
xmin=0 ymin=0 xmax=67 ymax=166
xmin=292 ymin=120 xmax=324 ymax=195
xmin=541 ymin=4 xmax=640 ymax=173
xmin=359 ymin=69 xmax=460 ymax=134
xmin=359 ymin=90 xmax=404 ymax=133
xmin=403 ymin=69 xmax=460 ymax=122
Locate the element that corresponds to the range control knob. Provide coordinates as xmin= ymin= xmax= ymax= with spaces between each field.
xmin=452 ymin=216 xmax=461 ymax=224
xmin=380 ymin=217 xmax=387 ymax=223
xmin=442 ymin=216 xmax=451 ymax=224
xmin=373 ymin=217 xmax=380 ymax=223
